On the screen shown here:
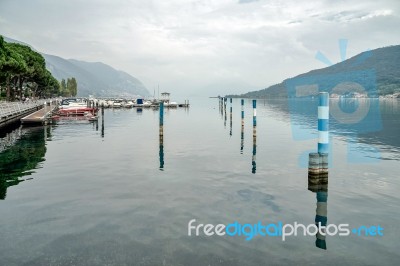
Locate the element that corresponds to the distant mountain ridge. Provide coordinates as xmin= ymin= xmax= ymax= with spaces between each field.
xmin=3 ymin=36 xmax=150 ymax=97
xmin=235 ymin=45 xmax=400 ymax=98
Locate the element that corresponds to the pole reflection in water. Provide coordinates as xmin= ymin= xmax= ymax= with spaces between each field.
xmin=308 ymin=152 xmax=329 ymax=250
xmin=229 ymin=98 xmax=233 ymax=137
xmin=101 ymin=105 xmax=105 ymax=138
xmin=252 ymin=99 xmax=257 ymax=173
xmin=0 ymin=126 xmax=47 ymax=200
xmin=224 ymin=98 xmax=227 ymax=128
xmin=95 ymin=118 xmax=98 ymax=131
xmin=159 ymin=102 xmax=164 ymax=170
xmin=219 ymin=97 xmax=223 ymax=119
xmin=240 ymin=99 xmax=244 ymax=154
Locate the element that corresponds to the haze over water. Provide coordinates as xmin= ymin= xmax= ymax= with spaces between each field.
xmin=0 ymin=98 xmax=399 ymax=265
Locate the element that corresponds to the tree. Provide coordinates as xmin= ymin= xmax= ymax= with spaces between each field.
xmin=0 ymin=36 xmax=27 ymax=100
xmin=66 ymin=77 xmax=78 ymax=97
xmin=0 ymin=35 xmax=61 ymax=100
xmin=70 ymin=77 xmax=77 ymax=96
xmin=60 ymin=78 xmax=66 ymax=96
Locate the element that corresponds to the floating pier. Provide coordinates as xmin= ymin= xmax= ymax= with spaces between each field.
xmin=0 ymin=100 xmax=50 ymax=128
xmin=21 ymin=101 xmax=57 ymax=125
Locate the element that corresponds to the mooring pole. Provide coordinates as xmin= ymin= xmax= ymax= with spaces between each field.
xmin=101 ymin=105 xmax=104 ymax=138
xmin=229 ymin=98 xmax=233 ymax=136
xmin=159 ymin=102 xmax=164 ymax=170
xmin=318 ymin=92 xmax=329 ymax=154
xmin=307 ymin=93 xmax=329 ymax=250
xmin=240 ymin=99 xmax=244 ymax=153
xmin=252 ymin=100 xmax=257 ymax=173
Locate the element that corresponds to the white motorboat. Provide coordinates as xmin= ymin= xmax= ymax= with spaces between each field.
xmin=112 ymin=100 xmax=122 ymax=108
xmin=59 ymin=98 xmax=88 ymax=109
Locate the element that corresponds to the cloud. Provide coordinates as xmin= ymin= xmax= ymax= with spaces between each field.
xmin=0 ymin=0 xmax=399 ymax=96
xmin=238 ymin=0 xmax=259 ymax=4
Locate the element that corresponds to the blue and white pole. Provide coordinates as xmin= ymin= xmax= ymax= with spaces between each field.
xmin=230 ymin=98 xmax=233 ymax=136
xmin=252 ymin=100 xmax=257 ymax=173
xmin=315 ymin=191 xmax=328 ymax=250
xmin=252 ymin=100 xmax=257 ymax=127
xmin=241 ymin=99 xmax=244 ymax=153
xmin=241 ymin=99 xmax=244 ymax=121
xmin=159 ymin=102 xmax=164 ymax=170
xmin=318 ymin=92 xmax=329 ymax=154
xmin=159 ymin=102 xmax=164 ymax=127
xmin=101 ymin=105 xmax=104 ymax=138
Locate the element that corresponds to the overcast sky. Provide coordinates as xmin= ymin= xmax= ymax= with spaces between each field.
xmin=0 ymin=0 xmax=399 ymax=96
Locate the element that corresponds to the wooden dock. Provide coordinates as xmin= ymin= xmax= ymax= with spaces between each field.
xmin=0 ymin=100 xmax=49 ymax=128
xmin=21 ymin=103 xmax=56 ymax=125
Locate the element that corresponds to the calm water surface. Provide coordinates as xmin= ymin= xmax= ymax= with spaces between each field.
xmin=0 ymin=98 xmax=399 ymax=265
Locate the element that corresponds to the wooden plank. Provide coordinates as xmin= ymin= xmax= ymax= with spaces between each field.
xmin=21 ymin=105 xmax=54 ymax=124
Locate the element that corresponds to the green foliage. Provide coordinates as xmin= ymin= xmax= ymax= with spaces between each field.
xmin=0 ymin=127 xmax=46 ymax=199
xmin=67 ymin=77 xmax=77 ymax=96
xmin=0 ymin=35 xmax=62 ymax=100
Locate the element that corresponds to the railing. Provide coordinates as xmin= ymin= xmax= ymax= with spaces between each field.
xmin=0 ymin=99 xmax=54 ymax=121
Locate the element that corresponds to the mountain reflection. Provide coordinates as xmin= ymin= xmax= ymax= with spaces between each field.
xmin=0 ymin=126 xmax=48 ymax=200
xmin=261 ymin=98 xmax=400 ymax=160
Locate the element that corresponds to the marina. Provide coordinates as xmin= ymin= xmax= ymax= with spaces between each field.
xmin=0 ymin=93 xmax=190 ymax=130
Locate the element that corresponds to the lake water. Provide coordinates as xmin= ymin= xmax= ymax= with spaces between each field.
xmin=0 ymin=98 xmax=399 ymax=265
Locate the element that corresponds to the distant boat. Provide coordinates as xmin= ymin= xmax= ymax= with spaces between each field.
xmin=165 ymin=101 xmax=178 ymax=107
xmin=112 ymin=100 xmax=122 ymax=108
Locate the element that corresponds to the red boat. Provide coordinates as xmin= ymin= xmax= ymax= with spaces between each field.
xmin=57 ymin=107 xmax=97 ymax=116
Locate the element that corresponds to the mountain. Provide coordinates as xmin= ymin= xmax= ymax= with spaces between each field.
xmin=44 ymin=55 xmax=150 ymax=97
xmin=3 ymin=36 xmax=150 ymax=97
xmin=235 ymin=45 xmax=400 ymax=98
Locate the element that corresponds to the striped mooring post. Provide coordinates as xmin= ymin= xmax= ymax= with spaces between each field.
xmin=318 ymin=92 xmax=329 ymax=176
xmin=240 ymin=99 xmax=244 ymax=154
xmin=252 ymin=99 xmax=257 ymax=127
xmin=309 ymin=92 xmax=330 ymax=186
xmin=101 ymin=105 xmax=104 ymax=138
xmin=315 ymin=191 xmax=328 ymax=250
xmin=159 ymin=102 xmax=164 ymax=169
xmin=318 ymin=92 xmax=329 ymax=154
xmin=252 ymin=100 xmax=257 ymax=173
xmin=160 ymin=101 xmax=164 ymax=124
xmin=241 ymin=99 xmax=244 ymax=123
xmin=229 ymin=98 xmax=233 ymax=136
